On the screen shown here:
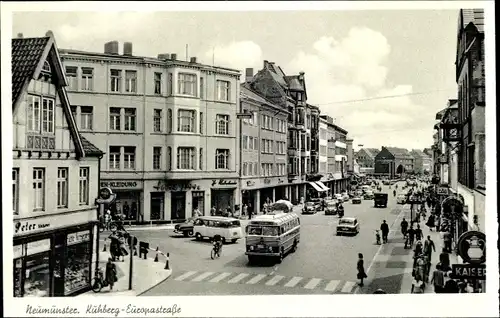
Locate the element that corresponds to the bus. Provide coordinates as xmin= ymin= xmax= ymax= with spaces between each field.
xmin=244 ymin=212 xmax=300 ymax=264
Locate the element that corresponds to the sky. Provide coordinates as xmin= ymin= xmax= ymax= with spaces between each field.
xmin=12 ymin=10 xmax=460 ymax=151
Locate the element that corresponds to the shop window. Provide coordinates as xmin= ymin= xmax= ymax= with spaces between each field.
xmin=150 ymin=192 xmax=165 ymax=220
xmin=65 ymin=231 xmax=91 ymax=295
xmin=23 ymin=239 xmax=51 ymax=297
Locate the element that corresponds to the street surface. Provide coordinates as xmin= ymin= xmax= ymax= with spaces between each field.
xmin=104 ymin=184 xmax=408 ymax=296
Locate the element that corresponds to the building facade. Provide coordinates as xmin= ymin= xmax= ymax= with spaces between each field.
xmin=60 ymin=41 xmax=241 ymax=222
xmin=239 ymin=81 xmax=289 ymax=213
xmin=374 ymin=147 xmax=396 ymax=177
xmin=355 ymin=148 xmax=379 ymax=175
xmin=12 ymin=33 xmax=103 ymax=297
xmin=246 ymin=60 xmax=323 ymax=204
xmin=410 ymin=149 xmax=433 ymax=174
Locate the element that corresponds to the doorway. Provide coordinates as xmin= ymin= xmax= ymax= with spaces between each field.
xmin=171 ymin=192 xmax=186 ymax=220
xmin=150 ymin=192 xmax=165 ymax=220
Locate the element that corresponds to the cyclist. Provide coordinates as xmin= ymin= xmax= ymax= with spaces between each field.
xmin=212 ymin=234 xmax=223 ymax=255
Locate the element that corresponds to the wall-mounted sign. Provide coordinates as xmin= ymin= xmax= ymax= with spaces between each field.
xmin=14 ymin=210 xmax=96 ymax=237
xmin=211 ymin=179 xmax=237 ymax=187
xmin=437 ymin=187 xmax=449 ymax=195
xmin=457 ymin=231 xmax=486 ymax=264
xmin=264 ymin=179 xmax=271 ymax=184
xmin=246 ymin=181 xmax=255 ymax=187
xmin=67 ymin=230 xmax=91 ymax=246
xmin=100 ymin=181 xmax=142 ymax=189
xmin=451 ymin=264 xmax=486 ymax=280
xmin=153 ymin=180 xmax=200 ymax=191
xmin=96 ymin=187 xmax=117 ymax=205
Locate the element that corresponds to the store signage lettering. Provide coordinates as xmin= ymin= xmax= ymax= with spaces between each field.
xmin=436 ymin=187 xmax=449 ymax=195
xmin=264 ymin=179 xmax=271 ymax=184
xmin=100 ymin=181 xmax=138 ymax=188
xmin=452 ymin=264 xmax=486 ymax=280
xmin=14 ymin=220 xmax=50 ymax=235
xmin=212 ymin=179 xmax=237 ymax=187
xmin=153 ymin=180 xmax=200 ymax=191
xmin=67 ymin=231 xmax=91 ymax=246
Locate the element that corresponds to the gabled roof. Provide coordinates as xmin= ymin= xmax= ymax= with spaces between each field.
xmin=11 ymin=34 xmax=103 ymax=158
xmin=386 ymin=147 xmax=413 ymax=159
xmin=460 ymin=8 xmax=484 ymax=33
xmin=358 ymin=148 xmax=379 ymax=159
xmin=240 ymin=82 xmax=289 ymax=114
xmin=284 ymin=75 xmax=304 ymax=91
xmin=411 ymin=149 xmax=431 ymax=159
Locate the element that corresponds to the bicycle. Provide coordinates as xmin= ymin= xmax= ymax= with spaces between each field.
xmin=211 ymin=242 xmax=222 ymax=259
xmin=91 ymin=268 xmax=108 ymax=293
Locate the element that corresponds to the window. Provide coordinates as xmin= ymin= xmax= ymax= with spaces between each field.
xmin=71 ymin=106 xmax=77 ymax=120
xmin=199 ymin=112 xmax=204 ymax=134
xmin=168 ymin=73 xmax=173 ymax=95
xmin=261 ymin=139 xmax=273 ymax=154
xmin=242 ymin=136 xmax=248 ymax=150
xmin=177 ymin=147 xmax=195 ymax=169
xmin=253 ymin=162 xmax=258 ymax=175
xmin=32 ymin=168 xmax=45 ymax=211
xmin=79 ymin=167 xmax=89 ymax=205
xmin=215 ymin=149 xmax=230 ymax=169
xmin=41 ymin=98 xmax=55 ymax=133
xmin=125 ymin=70 xmax=137 ymax=93
xmin=13 ymin=169 xmax=19 ymax=215
xmin=167 ymin=109 xmax=173 ymax=133
xmin=177 ymin=109 xmax=195 ymax=132
xmin=42 ymin=60 xmax=51 ymax=73
xmin=216 ymin=80 xmax=230 ymax=101
xmin=81 ymin=68 xmax=94 ymax=91
xmin=57 ymin=168 xmax=68 ymax=208
xmin=242 ymin=162 xmax=248 ymax=176
xmin=110 ymin=69 xmax=121 ymax=92
xmin=109 ymin=107 xmax=121 ymax=130
xmin=178 ymin=73 xmax=197 ymax=96
xmin=65 ymin=66 xmax=78 ymax=90
xmin=216 ymin=114 xmax=229 ymax=135
xmin=28 ymin=95 xmax=41 ymax=132
xmin=124 ymin=108 xmax=136 ymax=131
xmin=28 ymin=96 xmax=54 ymax=134
xmin=124 ymin=147 xmax=136 ymax=169
xmin=154 ymin=72 xmax=162 ymax=95
xmin=153 ymin=147 xmax=162 ymax=170
xmin=320 ymin=128 xmax=327 ymax=140
xmin=80 ymin=106 xmax=93 ymax=130
xmin=153 ymin=109 xmax=162 ymax=132
xmin=109 ymin=146 xmax=120 ymax=170
xmin=199 ymin=148 xmax=203 ymax=170
xmin=167 ymin=147 xmax=172 ymax=171
xmin=320 ymin=145 xmax=327 ymax=156
xmin=200 ymin=77 xmax=205 ymax=99
xmin=261 ymin=163 xmax=273 ymax=176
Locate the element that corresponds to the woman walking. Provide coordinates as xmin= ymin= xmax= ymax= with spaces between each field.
xmin=357 ymin=253 xmax=368 ymax=287
xmin=105 ymin=257 xmax=118 ymax=291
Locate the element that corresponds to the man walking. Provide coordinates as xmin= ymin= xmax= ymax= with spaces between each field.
xmin=400 ymin=218 xmax=409 ymax=237
xmin=380 ymin=220 xmax=389 ymax=244
xmin=424 ymin=235 xmax=436 ymax=263
xmin=415 ymin=224 xmax=423 ymax=242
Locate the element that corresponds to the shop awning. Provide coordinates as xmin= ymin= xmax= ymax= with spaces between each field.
xmin=315 ymin=181 xmax=330 ymax=192
xmin=308 ymin=181 xmax=327 ymax=192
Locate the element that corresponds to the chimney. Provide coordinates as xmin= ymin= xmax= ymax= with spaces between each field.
xmin=17 ymin=33 xmax=23 ymax=39
xmin=123 ymin=42 xmax=133 ymax=56
xmin=263 ymin=60 xmax=269 ymax=68
xmin=299 ymin=71 xmax=305 ymax=81
xmin=45 ymin=30 xmax=54 ymax=37
xmin=245 ymin=68 xmax=254 ymax=82
xmin=104 ymin=41 xmax=119 ymax=55
xmin=157 ymin=53 xmax=171 ymax=60
xmin=171 ymin=53 xmax=177 ymax=60
xmin=190 ymin=57 xmax=197 ymax=63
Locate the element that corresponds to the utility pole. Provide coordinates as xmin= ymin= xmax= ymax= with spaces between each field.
xmin=129 ymin=235 xmax=134 ymax=290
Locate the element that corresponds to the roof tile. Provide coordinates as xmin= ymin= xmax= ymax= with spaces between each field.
xmin=80 ymin=135 xmax=104 ymax=157
xmin=12 ymin=37 xmax=50 ymax=108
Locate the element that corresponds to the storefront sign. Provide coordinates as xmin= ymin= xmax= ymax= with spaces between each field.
xmin=96 ymin=187 xmax=117 ymax=205
xmin=452 ymin=264 xmax=486 ymax=280
xmin=211 ymin=179 xmax=237 ymax=187
xmin=26 ymin=239 xmax=51 ymax=256
xmin=457 ymin=231 xmax=486 ymax=264
xmin=264 ymin=178 xmax=271 ymax=184
xmin=437 ymin=187 xmax=449 ymax=195
xmin=100 ymin=181 xmax=142 ymax=189
xmin=67 ymin=230 xmax=91 ymax=246
xmin=153 ymin=180 xmax=200 ymax=191
xmin=14 ymin=210 xmax=96 ymax=237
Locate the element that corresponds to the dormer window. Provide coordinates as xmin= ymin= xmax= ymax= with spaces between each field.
xmin=42 ymin=60 xmax=51 ymax=73
xmin=39 ymin=60 xmax=52 ymax=82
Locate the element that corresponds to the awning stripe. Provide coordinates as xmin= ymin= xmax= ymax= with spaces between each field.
xmin=315 ymin=181 xmax=330 ymax=192
xmin=308 ymin=181 xmax=325 ymax=192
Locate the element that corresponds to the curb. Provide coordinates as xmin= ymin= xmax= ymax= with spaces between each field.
xmin=137 ymin=269 xmax=173 ymax=296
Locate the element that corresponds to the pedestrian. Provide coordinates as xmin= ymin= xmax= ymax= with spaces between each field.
xmin=411 ymin=273 xmax=425 ymax=294
xmin=400 ymin=218 xmax=408 ymax=237
xmin=356 ymin=253 xmax=367 ymax=287
xmin=210 ymin=206 xmax=216 ymax=216
xmin=193 ymin=206 xmax=201 ymax=218
xmin=426 ymin=214 xmax=435 ymax=231
xmin=407 ymin=226 xmax=415 ymax=247
xmin=430 ymin=264 xmax=445 ymax=293
xmin=380 ymin=220 xmax=389 ymax=244
xmin=444 ymin=279 xmax=459 ymax=293
xmin=415 ymin=224 xmax=423 ymax=241
xmin=105 ymin=257 xmax=118 ymax=291
xmin=424 ymin=235 xmax=436 ymax=263
xmin=242 ymin=204 xmax=248 ymax=217
xmin=439 ymin=248 xmax=451 ymax=272
xmin=443 ymin=231 xmax=452 ymax=253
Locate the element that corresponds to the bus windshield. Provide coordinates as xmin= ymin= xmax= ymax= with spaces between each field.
xmin=247 ymin=226 xmax=280 ymax=236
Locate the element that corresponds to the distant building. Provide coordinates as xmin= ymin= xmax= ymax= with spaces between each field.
xmin=355 ymin=148 xmax=379 ymax=171
xmin=410 ymin=149 xmax=433 ymax=174
xmin=374 ymin=147 xmax=414 ymax=178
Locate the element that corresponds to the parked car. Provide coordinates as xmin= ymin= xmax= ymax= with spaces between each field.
xmin=334 ymin=193 xmax=344 ymax=202
xmin=374 ymin=193 xmax=388 ymax=208
xmin=336 ymin=217 xmax=360 ymax=236
xmin=382 ymin=180 xmax=391 ymax=185
xmin=341 ymin=193 xmax=350 ymax=202
xmin=324 ymin=200 xmax=338 ymax=215
xmin=303 ymin=201 xmax=320 ymax=214
xmin=364 ymin=191 xmax=375 ymax=200
xmin=352 ymin=196 xmax=362 ymax=204
xmin=174 ymin=217 xmax=196 ymax=237
xmin=397 ymin=194 xmax=407 ymax=204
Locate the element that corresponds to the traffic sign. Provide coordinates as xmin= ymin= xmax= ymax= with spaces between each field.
xmin=436 ymin=187 xmax=449 ymax=195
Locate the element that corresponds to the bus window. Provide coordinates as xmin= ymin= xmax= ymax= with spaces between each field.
xmin=262 ymin=226 xmax=279 ymax=236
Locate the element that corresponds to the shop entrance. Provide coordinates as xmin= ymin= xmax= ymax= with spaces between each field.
xmin=150 ymin=192 xmax=165 ymax=221
xmin=192 ymin=191 xmax=205 ymax=216
xmin=171 ymin=191 xmax=186 ymax=220
xmin=112 ymin=190 xmax=141 ymax=222
xmin=275 ymin=186 xmax=286 ymax=201
xmin=211 ymin=189 xmax=235 ymax=213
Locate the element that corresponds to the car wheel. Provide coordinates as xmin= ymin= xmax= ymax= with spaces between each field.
xmin=187 ymin=230 xmax=194 ymax=237
xmin=231 ymin=239 xmax=237 ymax=243
xmin=195 ymin=233 xmax=202 ymax=241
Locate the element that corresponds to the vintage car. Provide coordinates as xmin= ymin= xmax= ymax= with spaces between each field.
xmin=374 ymin=193 xmax=388 ymax=208
xmin=334 ymin=193 xmax=344 ymax=202
xmin=174 ymin=217 xmax=196 ymax=237
xmin=363 ymin=191 xmax=375 ymax=200
xmin=336 ymin=217 xmax=360 ymax=236
xmin=397 ymin=194 xmax=407 ymax=204
xmin=302 ymin=201 xmax=320 ymax=214
xmin=341 ymin=192 xmax=350 ymax=202
xmin=324 ymin=200 xmax=338 ymax=215
xmin=352 ymin=196 xmax=362 ymax=204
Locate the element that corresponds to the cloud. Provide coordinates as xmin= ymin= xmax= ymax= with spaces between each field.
xmin=204 ymin=41 xmax=263 ymax=73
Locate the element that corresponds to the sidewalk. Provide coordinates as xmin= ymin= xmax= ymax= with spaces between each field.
xmin=79 ymin=251 xmax=172 ymax=297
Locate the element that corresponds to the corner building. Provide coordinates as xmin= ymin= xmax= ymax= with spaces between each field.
xmin=60 ymin=42 xmax=240 ymax=222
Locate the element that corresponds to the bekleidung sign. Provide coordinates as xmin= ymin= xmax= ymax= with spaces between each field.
xmin=13 ymin=209 xmax=96 ymax=237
